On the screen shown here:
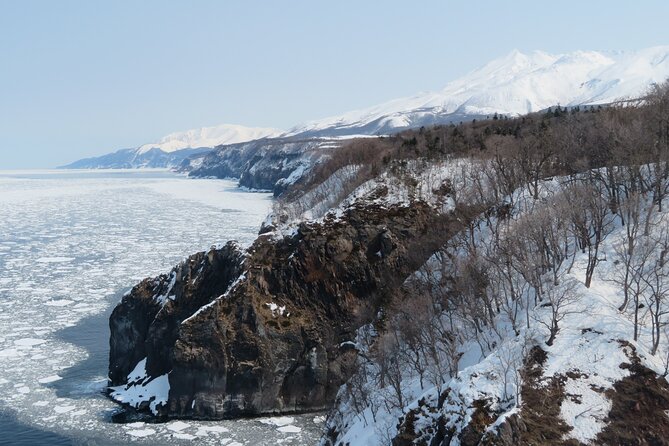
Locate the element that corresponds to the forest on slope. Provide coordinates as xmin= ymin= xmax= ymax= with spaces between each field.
xmin=269 ymin=82 xmax=669 ymax=445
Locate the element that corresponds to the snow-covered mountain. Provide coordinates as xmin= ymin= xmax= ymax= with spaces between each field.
xmin=62 ymin=124 xmax=282 ymax=169
xmin=286 ymin=45 xmax=669 ymax=137
xmin=136 ymin=123 xmax=282 ymax=154
xmin=64 ymin=46 xmax=669 ymax=169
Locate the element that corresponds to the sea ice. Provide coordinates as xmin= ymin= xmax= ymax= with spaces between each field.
xmin=126 ymin=428 xmax=156 ymax=438
xmin=38 ymin=375 xmax=62 ymax=384
xmin=166 ymin=420 xmax=190 ymax=432
xmin=258 ymin=416 xmax=294 ymax=427
xmin=277 ymin=425 xmax=302 ymax=433
xmin=36 ymin=257 xmax=75 ymax=263
xmin=54 ymin=405 xmax=76 ymax=414
xmin=0 ymin=171 xmax=322 ymax=445
xmin=14 ymin=338 xmax=46 ymax=347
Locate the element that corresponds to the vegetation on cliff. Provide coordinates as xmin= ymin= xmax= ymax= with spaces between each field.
xmin=109 ymin=81 xmax=669 ymax=445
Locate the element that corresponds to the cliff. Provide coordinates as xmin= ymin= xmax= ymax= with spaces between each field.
xmin=184 ymin=137 xmax=343 ymax=195
xmin=108 ymin=201 xmax=455 ymax=419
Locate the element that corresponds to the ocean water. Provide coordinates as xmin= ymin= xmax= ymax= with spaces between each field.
xmin=0 ymin=170 xmax=323 ymax=445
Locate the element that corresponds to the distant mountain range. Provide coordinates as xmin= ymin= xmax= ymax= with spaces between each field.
xmin=61 ymin=124 xmax=281 ymax=169
xmin=63 ymin=45 xmax=669 ymax=169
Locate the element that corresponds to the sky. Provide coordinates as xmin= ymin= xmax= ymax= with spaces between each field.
xmin=1 ymin=0 xmax=669 ymax=168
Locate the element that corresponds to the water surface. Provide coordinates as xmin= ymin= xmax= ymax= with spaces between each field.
xmin=0 ymin=170 xmax=322 ymax=445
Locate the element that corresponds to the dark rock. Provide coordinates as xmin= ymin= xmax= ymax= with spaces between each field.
xmin=109 ymin=202 xmax=455 ymax=419
xmin=109 ymin=242 xmax=245 ymax=386
xmin=188 ymin=137 xmax=339 ymax=195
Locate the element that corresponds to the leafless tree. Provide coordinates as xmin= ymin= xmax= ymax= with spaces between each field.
xmin=373 ymin=331 xmax=406 ymax=412
xmin=535 ymin=278 xmax=581 ymax=346
xmin=563 ymin=181 xmax=615 ymax=288
xmin=642 ymin=225 xmax=669 ymax=355
xmin=612 ymin=192 xmax=647 ymax=312
xmin=515 ymin=128 xmax=555 ymax=200
xmin=642 ymin=81 xmax=669 ymax=212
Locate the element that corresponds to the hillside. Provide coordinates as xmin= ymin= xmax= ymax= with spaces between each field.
xmin=107 ymin=80 xmax=669 ymax=444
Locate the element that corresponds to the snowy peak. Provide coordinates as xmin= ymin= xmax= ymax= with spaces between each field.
xmin=286 ymin=46 xmax=669 ymax=137
xmin=65 ymin=45 xmax=669 ymax=169
xmin=136 ymin=123 xmax=282 ymax=154
xmin=63 ymin=123 xmax=284 ymax=169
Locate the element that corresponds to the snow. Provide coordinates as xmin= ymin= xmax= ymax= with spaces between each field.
xmin=287 ymin=46 xmax=669 ymax=137
xmin=265 ymin=302 xmax=287 ymax=317
xmin=278 ymin=158 xmax=462 ymax=226
xmin=109 ymin=357 xmax=170 ymax=415
xmin=136 ymin=123 xmax=282 ymax=154
xmin=325 ymin=168 xmax=669 ymax=445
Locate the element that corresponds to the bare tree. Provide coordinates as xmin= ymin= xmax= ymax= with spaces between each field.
xmin=642 ymin=225 xmax=669 ymax=355
xmin=563 ymin=181 xmax=615 ymax=288
xmin=612 ymin=191 xmax=646 ymax=312
xmin=515 ymin=127 xmax=555 ymax=200
xmin=373 ymin=331 xmax=406 ymax=411
xmin=535 ymin=278 xmax=581 ymax=346
xmin=643 ymin=81 xmax=669 ymax=212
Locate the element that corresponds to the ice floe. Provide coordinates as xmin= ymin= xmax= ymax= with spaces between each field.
xmin=0 ymin=171 xmax=322 ymax=445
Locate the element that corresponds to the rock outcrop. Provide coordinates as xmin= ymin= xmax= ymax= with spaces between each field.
xmin=108 ymin=202 xmax=454 ymax=419
xmin=185 ymin=137 xmax=341 ymax=195
xmin=109 ymin=242 xmax=245 ymax=386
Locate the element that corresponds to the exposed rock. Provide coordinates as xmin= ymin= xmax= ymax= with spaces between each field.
xmin=187 ymin=137 xmax=340 ymax=194
xmin=109 ymin=202 xmax=455 ymax=419
xmin=596 ymin=343 xmax=669 ymax=446
xmin=109 ymin=242 xmax=245 ymax=386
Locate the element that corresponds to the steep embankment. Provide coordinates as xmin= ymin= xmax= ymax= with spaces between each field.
xmin=109 ymin=200 xmax=456 ymax=419
xmin=322 ymin=170 xmax=669 ymax=446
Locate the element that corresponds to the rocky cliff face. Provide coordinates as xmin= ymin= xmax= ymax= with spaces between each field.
xmin=185 ymin=137 xmax=341 ymax=195
xmin=109 ymin=202 xmax=455 ymax=419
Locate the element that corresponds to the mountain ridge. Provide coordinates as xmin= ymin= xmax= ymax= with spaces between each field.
xmin=286 ymin=45 xmax=669 ymax=136
xmin=63 ymin=45 xmax=669 ymax=169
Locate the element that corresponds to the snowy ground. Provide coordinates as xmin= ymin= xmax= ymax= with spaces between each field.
xmin=322 ymin=166 xmax=669 ymax=445
xmin=0 ymin=170 xmax=323 ymax=445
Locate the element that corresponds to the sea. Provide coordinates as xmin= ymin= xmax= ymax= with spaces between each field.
xmin=0 ymin=170 xmax=323 ymax=445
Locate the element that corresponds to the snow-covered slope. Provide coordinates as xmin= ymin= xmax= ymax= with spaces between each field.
xmin=136 ymin=123 xmax=282 ymax=154
xmin=313 ymin=160 xmax=669 ymax=445
xmin=287 ymin=46 xmax=669 ymax=137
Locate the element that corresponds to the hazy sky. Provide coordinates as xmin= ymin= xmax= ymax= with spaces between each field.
xmin=1 ymin=0 xmax=669 ymax=168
